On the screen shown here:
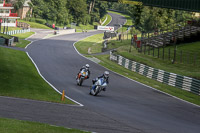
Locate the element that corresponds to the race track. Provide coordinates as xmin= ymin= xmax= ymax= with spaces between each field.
xmin=0 ymin=13 xmax=200 ymax=133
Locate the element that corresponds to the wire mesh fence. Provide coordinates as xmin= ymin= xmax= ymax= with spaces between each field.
xmin=136 ymin=45 xmax=200 ymax=66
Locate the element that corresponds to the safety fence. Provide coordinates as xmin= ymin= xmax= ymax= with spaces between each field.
xmin=2 ymin=28 xmax=31 ymax=35
xmin=110 ymin=51 xmax=200 ymax=95
xmin=135 ymin=46 xmax=200 ymax=67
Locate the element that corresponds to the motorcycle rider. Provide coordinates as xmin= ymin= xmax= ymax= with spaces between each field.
xmin=92 ymin=71 xmax=109 ymax=91
xmin=77 ymin=64 xmax=90 ymax=79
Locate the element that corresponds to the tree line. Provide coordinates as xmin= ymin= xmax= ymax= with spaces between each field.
xmin=108 ymin=2 xmax=194 ymax=32
xmin=11 ymin=0 xmax=108 ymax=26
xmin=11 ymin=0 xmax=195 ymax=30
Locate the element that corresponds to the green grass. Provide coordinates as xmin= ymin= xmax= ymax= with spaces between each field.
xmin=0 ymin=47 xmax=74 ymax=104
xmin=13 ymin=32 xmax=35 ymax=39
xmin=114 ymin=41 xmax=200 ymax=79
xmin=75 ymin=22 xmax=99 ymax=32
xmin=1 ymin=27 xmax=22 ymax=32
xmin=0 ymin=118 xmax=89 ymax=133
xmin=13 ymin=32 xmax=35 ymax=48
xmin=18 ymin=20 xmax=52 ymax=29
xmin=107 ymin=10 xmax=200 ymax=79
xmin=0 ymin=33 xmax=12 ymax=39
xmin=74 ymin=33 xmax=104 ymax=54
xmin=101 ymin=14 xmax=107 ymax=24
xmin=102 ymin=14 xmax=112 ymax=26
xmin=15 ymin=39 xmax=31 ymax=48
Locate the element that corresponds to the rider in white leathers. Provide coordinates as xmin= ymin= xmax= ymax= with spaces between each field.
xmin=92 ymin=71 xmax=109 ymax=91
xmin=77 ymin=64 xmax=90 ymax=79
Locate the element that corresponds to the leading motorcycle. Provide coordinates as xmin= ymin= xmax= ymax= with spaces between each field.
xmin=90 ymin=77 xmax=107 ymax=96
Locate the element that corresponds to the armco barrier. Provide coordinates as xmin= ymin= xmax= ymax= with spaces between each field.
xmin=110 ymin=51 xmax=200 ymax=95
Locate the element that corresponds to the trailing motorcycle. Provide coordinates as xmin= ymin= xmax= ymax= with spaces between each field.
xmin=76 ymin=69 xmax=88 ymax=86
xmin=90 ymin=77 xmax=107 ymax=96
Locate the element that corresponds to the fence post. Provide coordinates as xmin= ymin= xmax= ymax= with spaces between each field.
xmin=144 ymin=45 xmax=146 ymax=54
xmin=173 ymin=49 xmax=176 ymax=64
xmin=180 ymin=50 xmax=182 ymax=63
xmin=194 ymin=53 xmax=197 ymax=66
xmin=140 ymin=42 xmax=143 ymax=53
xmin=153 ymin=47 xmax=155 ymax=57
xmin=168 ymin=48 xmax=170 ymax=61
xmin=158 ymin=47 xmax=160 ymax=58
xmin=162 ymin=46 xmax=164 ymax=60
xmin=187 ymin=52 xmax=189 ymax=65
xmin=148 ymin=45 xmax=150 ymax=55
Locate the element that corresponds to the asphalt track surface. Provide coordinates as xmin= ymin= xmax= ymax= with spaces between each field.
xmin=0 ymin=13 xmax=200 ymax=133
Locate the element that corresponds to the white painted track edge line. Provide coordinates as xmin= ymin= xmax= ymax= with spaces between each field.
xmin=26 ymin=52 xmax=84 ymax=107
xmin=25 ymin=32 xmax=36 ymax=49
xmin=105 ymin=14 xmax=112 ymax=26
xmin=0 ymin=96 xmax=81 ymax=107
xmin=73 ymin=42 xmax=200 ymax=108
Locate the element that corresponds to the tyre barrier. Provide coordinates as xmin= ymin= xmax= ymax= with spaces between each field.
xmin=110 ymin=51 xmax=200 ymax=95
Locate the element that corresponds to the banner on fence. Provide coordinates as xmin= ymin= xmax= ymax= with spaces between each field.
xmin=97 ymin=26 xmax=114 ymax=31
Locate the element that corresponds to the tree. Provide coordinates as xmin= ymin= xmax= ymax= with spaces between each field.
xmin=12 ymin=0 xmax=25 ymax=11
xmin=67 ymin=0 xmax=88 ymax=25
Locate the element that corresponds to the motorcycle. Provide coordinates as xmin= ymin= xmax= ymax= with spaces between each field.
xmin=76 ymin=69 xmax=88 ymax=86
xmin=90 ymin=77 xmax=107 ymax=96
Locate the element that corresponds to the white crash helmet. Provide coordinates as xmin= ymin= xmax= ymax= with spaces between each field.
xmin=85 ymin=64 xmax=90 ymax=69
xmin=104 ymin=71 xmax=109 ymax=78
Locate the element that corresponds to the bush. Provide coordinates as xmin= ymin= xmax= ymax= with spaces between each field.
xmin=29 ymin=18 xmax=35 ymax=22
xmin=35 ymin=18 xmax=46 ymax=25
xmin=46 ymin=20 xmax=55 ymax=25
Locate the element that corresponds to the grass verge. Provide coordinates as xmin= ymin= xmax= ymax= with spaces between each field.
xmin=18 ymin=20 xmax=52 ymax=29
xmin=114 ymin=41 xmax=200 ymax=79
xmin=102 ymin=14 xmax=112 ymax=26
xmin=0 ymin=47 xmax=74 ymax=104
xmin=0 ymin=33 xmax=12 ymax=39
xmin=1 ymin=27 xmax=22 ymax=32
xmin=13 ymin=32 xmax=35 ymax=48
xmin=74 ymin=33 xmax=104 ymax=54
xmin=0 ymin=118 xmax=89 ymax=133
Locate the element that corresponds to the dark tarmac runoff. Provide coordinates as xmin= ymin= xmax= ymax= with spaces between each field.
xmin=0 ymin=13 xmax=200 ymax=133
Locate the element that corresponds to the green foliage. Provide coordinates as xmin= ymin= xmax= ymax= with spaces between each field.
xmin=35 ymin=18 xmax=46 ymax=25
xmin=29 ymin=17 xmax=36 ymax=22
xmin=109 ymin=3 xmax=193 ymax=32
xmin=12 ymin=0 xmax=25 ymax=10
xmin=29 ymin=0 xmax=107 ymax=27
xmin=67 ymin=0 xmax=88 ymax=25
